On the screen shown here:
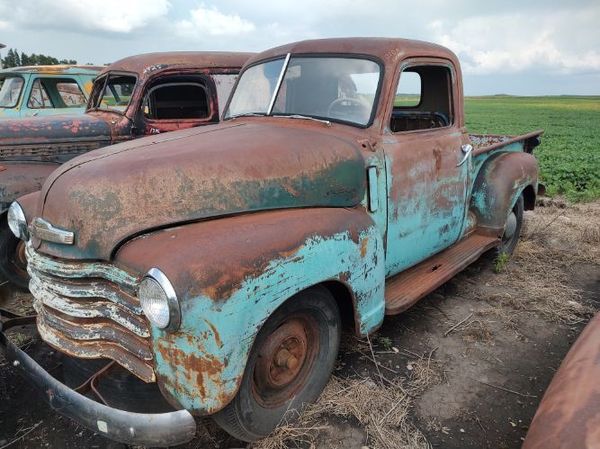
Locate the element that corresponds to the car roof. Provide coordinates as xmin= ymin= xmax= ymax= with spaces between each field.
xmin=245 ymin=37 xmax=457 ymax=67
xmin=0 ymin=65 xmax=103 ymax=75
xmin=99 ymin=52 xmax=255 ymax=79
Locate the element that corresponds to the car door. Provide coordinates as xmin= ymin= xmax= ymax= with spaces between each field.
xmin=384 ymin=59 xmax=470 ymax=277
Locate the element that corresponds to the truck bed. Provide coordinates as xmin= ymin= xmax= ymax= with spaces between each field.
xmin=469 ymin=130 xmax=543 ymax=155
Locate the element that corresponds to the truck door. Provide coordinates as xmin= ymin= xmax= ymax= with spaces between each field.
xmin=383 ymin=61 xmax=470 ymax=277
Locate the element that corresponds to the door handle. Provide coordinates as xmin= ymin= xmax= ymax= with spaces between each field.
xmin=457 ymin=144 xmax=473 ymax=167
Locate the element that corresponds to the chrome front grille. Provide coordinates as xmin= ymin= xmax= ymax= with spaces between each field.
xmin=26 ymin=244 xmax=155 ymax=382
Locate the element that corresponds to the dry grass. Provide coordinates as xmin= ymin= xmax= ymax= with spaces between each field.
xmin=254 ymin=199 xmax=599 ymax=449
xmin=459 ymin=199 xmax=599 ymax=324
xmin=254 ymin=376 xmax=431 ymax=449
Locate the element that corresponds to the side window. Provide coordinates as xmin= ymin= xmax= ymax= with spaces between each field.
xmin=390 ymin=65 xmax=453 ymax=132
xmin=28 ymin=79 xmax=53 ymax=109
xmin=90 ymin=74 xmax=136 ymax=112
xmin=143 ymin=82 xmax=210 ymax=120
xmin=56 ymin=80 xmax=87 ymax=107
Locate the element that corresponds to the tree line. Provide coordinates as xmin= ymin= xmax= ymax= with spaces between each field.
xmin=1 ymin=48 xmax=77 ymax=68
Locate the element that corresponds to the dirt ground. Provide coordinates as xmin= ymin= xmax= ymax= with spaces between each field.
xmin=0 ymin=198 xmax=598 ymax=449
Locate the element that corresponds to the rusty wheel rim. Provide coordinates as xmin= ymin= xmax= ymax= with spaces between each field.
xmin=252 ymin=315 xmax=319 ymax=408
xmin=10 ymin=240 xmax=28 ymax=278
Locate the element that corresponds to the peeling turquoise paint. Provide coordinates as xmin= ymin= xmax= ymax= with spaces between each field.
xmin=383 ymin=149 xmax=468 ymax=276
xmin=0 ymin=69 xmax=99 ymax=119
xmin=150 ymin=225 xmax=385 ymax=414
xmin=469 ymin=142 xmax=537 ymax=228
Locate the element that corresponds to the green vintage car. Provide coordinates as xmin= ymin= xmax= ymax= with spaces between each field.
xmin=0 ymin=65 xmax=101 ymax=118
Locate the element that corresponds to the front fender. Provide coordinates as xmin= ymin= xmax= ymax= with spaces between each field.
xmin=115 ymin=207 xmax=385 ymax=415
xmin=0 ymin=162 xmax=59 ymax=212
xmin=470 ymin=152 xmax=538 ymax=232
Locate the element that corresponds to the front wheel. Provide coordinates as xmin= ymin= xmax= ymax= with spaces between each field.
xmin=213 ymin=286 xmax=341 ymax=442
xmin=0 ymin=217 xmax=29 ymax=291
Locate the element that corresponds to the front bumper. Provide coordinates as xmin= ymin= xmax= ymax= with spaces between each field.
xmin=0 ymin=318 xmax=197 ymax=447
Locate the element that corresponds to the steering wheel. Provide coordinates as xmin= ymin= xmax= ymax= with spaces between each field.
xmin=327 ymin=97 xmax=370 ymax=122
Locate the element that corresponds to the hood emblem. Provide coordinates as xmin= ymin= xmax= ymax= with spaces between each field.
xmin=30 ymin=218 xmax=74 ymax=245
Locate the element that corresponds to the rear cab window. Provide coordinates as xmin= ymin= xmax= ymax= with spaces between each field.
xmin=143 ymin=82 xmax=210 ymax=120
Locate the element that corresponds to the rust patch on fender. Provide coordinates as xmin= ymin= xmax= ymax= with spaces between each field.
xmin=157 ymin=338 xmax=224 ymax=401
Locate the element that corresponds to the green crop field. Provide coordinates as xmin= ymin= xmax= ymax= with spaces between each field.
xmin=465 ymin=96 xmax=600 ymax=202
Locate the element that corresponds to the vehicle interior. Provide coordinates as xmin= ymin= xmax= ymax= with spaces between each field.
xmin=28 ymin=77 xmax=87 ymax=109
xmin=390 ymin=65 xmax=453 ymax=132
xmin=143 ymin=76 xmax=210 ymax=120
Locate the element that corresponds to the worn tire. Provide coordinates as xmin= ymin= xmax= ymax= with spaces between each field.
xmin=0 ymin=216 xmax=30 ymax=291
xmin=492 ymin=194 xmax=524 ymax=258
xmin=213 ymin=286 xmax=341 ymax=442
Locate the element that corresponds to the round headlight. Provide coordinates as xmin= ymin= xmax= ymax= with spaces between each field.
xmin=138 ymin=268 xmax=180 ymax=331
xmin=7 ymin=201 xmax=27 ymax=240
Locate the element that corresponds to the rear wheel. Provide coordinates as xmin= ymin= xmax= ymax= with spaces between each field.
xmin=493 ymin=195 xmax=524 ymax=257
xmin=0 ymin=217 xmax=29 ymax=291
xmin=213 ymin=286 xmax=341 ymax=442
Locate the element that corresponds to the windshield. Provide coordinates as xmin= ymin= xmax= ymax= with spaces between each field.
xmin=0 ymin=76 xmax=24 ymax=108
xmin=88 ymin=73 xmax=136 ymax=113
xmin=225 ymin=56 xmax=381 ymax=126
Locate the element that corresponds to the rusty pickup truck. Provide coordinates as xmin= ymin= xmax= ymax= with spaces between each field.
xmin=0 ymin=51 xmax=252 ymax=288
xmin=1 ymin=38 xmax=542 ymax=445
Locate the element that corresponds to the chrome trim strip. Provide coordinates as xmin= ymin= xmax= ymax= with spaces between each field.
xmin=266 ymin=52 xmax=291 ymax=115
xmin=367 ymin=165 xmax=379 ymax=212
xmin=29 ymin=266 xmax=142 ymax=315
xmin=30 ymin=217 xmax=74 ymax=245
xmin=26 ymin=243 xmax=139 ymax=290
xmin=30 ymin=277 xmax=150 ymax=338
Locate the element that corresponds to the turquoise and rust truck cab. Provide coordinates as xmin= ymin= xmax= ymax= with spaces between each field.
xmin=1 ymin=38 xmax=542 ymax=445
xmin=0 ymin=65 xmax=101 ymax=118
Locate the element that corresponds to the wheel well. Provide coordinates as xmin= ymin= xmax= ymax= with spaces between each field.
xmin=320 ymin=280 xmax=358 ymax=335
xmin=522 ymin=185 xmax=536 ymax=210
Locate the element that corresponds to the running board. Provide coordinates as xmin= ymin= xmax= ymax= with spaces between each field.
xmin=384 ymin=233 xmax=500 ymax=315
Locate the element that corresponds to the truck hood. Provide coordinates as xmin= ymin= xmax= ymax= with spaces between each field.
xmin=0 ymin=114 xmax=112 ymax=163
xmin=36 ymin=121 xmax=367 ymax=261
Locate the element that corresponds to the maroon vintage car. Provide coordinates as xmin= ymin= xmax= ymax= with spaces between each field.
xmin=522 ymin=312 xmax=600 ymax=449
xmin=0 ymin=51 xmax=253 ymax=288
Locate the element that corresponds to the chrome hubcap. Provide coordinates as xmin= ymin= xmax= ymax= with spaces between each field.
xmin=504 ymin=212 xmax=517 ymax=241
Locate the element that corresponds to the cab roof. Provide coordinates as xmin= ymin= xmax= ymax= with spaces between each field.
xmin=0 ymin=65 xmax=103 ymax=75
xmin=246 ymin=37 xmax=458 ymax=68
xmin=99 ymin=52 xmax=255 ymax=79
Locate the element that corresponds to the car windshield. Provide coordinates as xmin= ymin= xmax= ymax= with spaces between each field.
xmin=0 ymin=76 xmax=24 ymax=108
xmin=225 ymin=56 xmax=381 ymax=126
xmin=88 ymin=73 xmax=136 ymax=113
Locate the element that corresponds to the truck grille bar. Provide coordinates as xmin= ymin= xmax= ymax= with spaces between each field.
xmin=26 ymin=244 xmax=155 ymax=382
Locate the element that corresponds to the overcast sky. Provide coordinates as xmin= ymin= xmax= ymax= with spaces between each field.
xmin=1 ymin=0 xmax=599 ymax=95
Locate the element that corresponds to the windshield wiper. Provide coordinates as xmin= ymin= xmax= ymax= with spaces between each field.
xmin=275 ymin=114 xmax=331 ymax=126
xmin=228 ymin=112 xmax=267 ymax=120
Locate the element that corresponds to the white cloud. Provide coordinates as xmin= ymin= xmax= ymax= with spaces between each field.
xmin=177 ymin=4 xmax=255 ymax=37
xmin=1 ymin=0 xmax=598 ymax=94
xmin=4 ymin=0 xmax=170 ymax=33
xmin=427 ymin=7 xmax=600 ymax=75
